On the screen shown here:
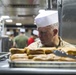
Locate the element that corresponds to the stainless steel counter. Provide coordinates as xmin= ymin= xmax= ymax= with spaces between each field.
xmin=0 ymin=59 xmax=76 ymax=74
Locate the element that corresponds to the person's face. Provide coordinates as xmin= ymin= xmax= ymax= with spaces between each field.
xmin=38 ymin=26 xmax=55 ymax=46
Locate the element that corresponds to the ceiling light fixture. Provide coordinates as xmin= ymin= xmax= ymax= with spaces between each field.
xmin=0 ymin=16 xmax=10 ymax=21
xmin=5 ymin=19 xmax=13 ymax=22
xmin=16 ymin=23 xmax=22 ymax=26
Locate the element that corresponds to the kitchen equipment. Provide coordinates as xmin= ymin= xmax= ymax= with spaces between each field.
xmin=8 ymin=60 xmax=76 ymax=68
xmin=0 ymin=52 xmax=10 ymax=61
xmin=53 ymin=50 xmax=76 ymax=59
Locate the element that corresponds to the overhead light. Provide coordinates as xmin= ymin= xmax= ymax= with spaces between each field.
xmin=0 ymin=16 xmax=10 ymax=21
xmin=5 ymin=19 xmax=13 ymax=22
xmin=16 ymin=23 xmax=22 ymax=26
xmin=1 ymin=16 xmax=10 ymax=18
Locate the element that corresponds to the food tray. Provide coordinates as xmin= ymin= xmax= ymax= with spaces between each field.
xmin=8 ymin=60 xmax=76 ymax=68
xmin=0 ymin=52 xmax=10 ymax=61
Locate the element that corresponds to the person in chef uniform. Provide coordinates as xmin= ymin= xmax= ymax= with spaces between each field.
xmin=27 ymin=10 xmax=76 ymax=49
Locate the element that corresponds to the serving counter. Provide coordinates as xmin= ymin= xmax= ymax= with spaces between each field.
xmin=0 ymin=59 xmax=76 ymax=75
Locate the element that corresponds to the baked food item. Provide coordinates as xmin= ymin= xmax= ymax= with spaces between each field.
xmin=27 ymin=47 xmax=56 ymax=55
xmin=10 ymin=53 xmax=28 ymax=61
xmin=9 ymin=47 xmax=76 ymax=61
xmin=28 ymin=55 xmax=37 ymax=59
xmin=41 ymin=47 xmax=56 ymax=54
xmin=9 ymin=48 xmax=25 ymax=54
xmin=59 ymin=57 xmax=76 ymax=61
xmin=27 ymin=48 xmax=45 ymax=55
xmin=32 ymin=53 xmax=56 ymax=61
xmin=24 ymin=47 xmax=29 ymax=53
xmin=47 ymin=54 xmax=61 ymax=61
xmin=32 ymin=53 xmax=76 ymax=61
xmin=28 ymin=54 xmax=47 ymax=59
xmin=32 ymin=54 xmax=47 ymax=61
xmin=58 ymin=47 xmax=76 ymax=56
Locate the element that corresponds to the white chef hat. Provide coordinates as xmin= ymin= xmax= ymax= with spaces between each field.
xmin=6 ymin=31 xmax=11 ymax=35
xmin=35 ymin=10 xmax=58 ymax=27
xmin=33 ymin=30 xmax=39 ymax=36
xmin=20 ymin=28 xmax=25 ymax=32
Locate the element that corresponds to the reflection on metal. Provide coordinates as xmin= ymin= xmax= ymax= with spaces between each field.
xmin=0 ymin=0 xmax=47 ymax=25
xmin=58 ymin=0 xmax=76 ymax=45
xmin=47 ymin=0 xmax=52 ymax=10
xmin=57 ymin=0 xmax=63 ymax=36
xmin=0 ymin=0 xmax=58 ymax=25
xmin=46 ymin=0 xmax=57 ymax=10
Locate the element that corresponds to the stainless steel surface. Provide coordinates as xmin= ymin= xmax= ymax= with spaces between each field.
xmin=0 ymin=38 xmax=2 ymax=52
xmin=0 ymin=68 xmax=76 ymax=74
xmin=0 ymin=0 xmax=47 ymax=25
xmin=8 ymin=60 xmax=76 ymax=68
xmin=0 ymin=52 xmax=10 ymax=61
xmin=58 ymin=0 xmax=76 ymax=45
xmin=0 ymin=59 xmax=76 ymax=74
xmin=0 ymin=36 xmax=9 ymax=52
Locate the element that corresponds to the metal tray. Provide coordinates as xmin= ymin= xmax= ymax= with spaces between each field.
xmin=8 ymin=60 xmax=76 ymax=68
xmin=0 ymin=52 xmax=10 ymax=61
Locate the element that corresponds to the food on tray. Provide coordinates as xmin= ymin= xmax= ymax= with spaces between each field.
xmin=28 ymin=54 xmax=46 ymax=59
xmin=9 ymin=47 xmax=76 ymax=61
xmin=27 ymin=47 xmax=56 ymax=55
xmin=9 ymin=48 xmax=26 ymax=54
xmin=59 ymin=57 xmax=76 ymax=61
xmin=47 ymin=54 xmax=61 ymax=61
xmin=32 ymin=54 xmax=48 ymax=61
xmin=10 ymin=53 xmax=28 ymax=61
xmin=24 ymin=47 xmax=29 ymax=53
xmin=32 ymin=53 xmax=76 ymax=61
xmin=58 ymin=47 xmax=76 ymax=56
xmin=32 ymin=54 xmax=60 ymax=61
xmin=40 ymin=47 xmax=56 ymax=54
xmin=27 ymin=48 xmax=45 ymax=55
